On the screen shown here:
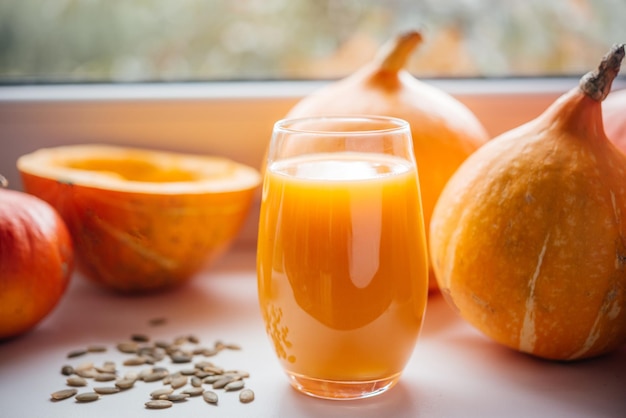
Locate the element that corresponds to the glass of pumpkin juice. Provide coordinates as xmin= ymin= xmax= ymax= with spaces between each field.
xmin=257 ymin=115 xmax=429 ymax=400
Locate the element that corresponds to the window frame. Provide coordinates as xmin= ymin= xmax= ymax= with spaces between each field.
xmin=1 ymin=77 xmax=624 ymax=246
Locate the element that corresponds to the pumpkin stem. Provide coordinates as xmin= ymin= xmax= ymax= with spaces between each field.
xmin=579 ymin=44 xmax=625 ymax=102
xmin=0 ymin=174 xmax=7 ymax=189
xmin=374 ymin=30 xmax=423 ymax=73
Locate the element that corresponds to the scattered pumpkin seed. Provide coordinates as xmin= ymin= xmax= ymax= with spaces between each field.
xmin=212 ymin=376 xmax=235 ymax=389
xmin=145 ymin=400 xmax=172 ymax=409
xmin=131 ymin=333 xmax=150 ymax=343
xmin=61 ymin=365 xmax=75 ymax=376
xmin=224 ymin=380 xmax=245 ymax=391
xmin=143 ymin=369 xmax=169 ymax=382
xmin=67 ymin=349 xmax=88 ymax=358
xmin=93 ymin=386 xmax=121 ymax=395
xmin=95 ymin=361 xmax=117 ymax=373
xmin=170 ymin=352 xmax=193 ymax=364
xmin=75 ymin=392 xmax=100 ymax=403
xmin=239 ymin=389 xmax=255 ymax=404
xmin=51 ymin=388 xmax=78 ymax=401
xmin=202 ymin=375 xmax=222 ymax=384
xmin=117 ymin=342 xmax=139 ymax=354
xmin=170 ymin=375 xmax=187 ymax=389
xmin=225 ymin=343 xmax=242 ymax=350
xmin=202 ymin=390 xmax=219 ymax=405
xmin=182 ymin=387 xmax=204 ymax=397
xmin=94 ymin=373 xmax=117 ymax=382
xmin=75 ymin=368 xmax=98 ymax=379
xmin=167 ymin=393 xmax=190 ymax=402
xmin=123 ymin=357 xmax=147 ymax=366
xmin=150 ymin=387 xmax=173 ymax=399
xmin=115 ymin=378 xmax=136 ymax=390
xmin=52 ymin=333 xmax=255 ymax=409
xmin=66 ymin=376 xmax=87 ymax=387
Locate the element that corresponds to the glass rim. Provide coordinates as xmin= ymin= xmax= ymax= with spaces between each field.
xmin=273 ymin=115 xmax=410 ymax=135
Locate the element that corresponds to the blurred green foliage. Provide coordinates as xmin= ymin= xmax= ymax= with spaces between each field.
xmin=0 ymin=0 xmax=624 ymax=82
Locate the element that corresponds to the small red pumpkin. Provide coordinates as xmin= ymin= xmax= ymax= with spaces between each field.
xmin=0 ymin=178 xmax=73 ymax=339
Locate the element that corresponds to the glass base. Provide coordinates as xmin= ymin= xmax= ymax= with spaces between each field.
xmin=286 ymin=371 xmax=401 ymax=400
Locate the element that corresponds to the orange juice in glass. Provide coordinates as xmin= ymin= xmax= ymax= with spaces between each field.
xmin=257 ymin=116 xmax=428 ymax=400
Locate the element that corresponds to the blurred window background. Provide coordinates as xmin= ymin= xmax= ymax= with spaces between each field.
xmin=1 ymin=0 xmax=624 ymax=83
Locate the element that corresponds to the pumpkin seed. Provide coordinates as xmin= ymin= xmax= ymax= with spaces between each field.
xmin=202 ymin=375 xmax=222 ymax=384
xmin=51 ymin=388 xmax=78 ymax=401
xmin=170 ymin=352 xmax=193 ymax=364
xmin=225 ymin=343 xmax=242 ymax=350
xmin=202 ymin=390 xmax=219 ymax=405
xmin=123 ymin=357 xmax=147 ymax=366
xmin=191 ymin=376 xmax=202 ymax=387
xmin=117 ymin=342 xmax=139 ymax=354
xmin=66 ymin=376 xmax=87 ymax=387
xmin=143 ymin=369 xmax=169 ymax=382
xmin=94 ymin=373 xmax=117 ymax=382
xmin=75 ymin=392 xmax=100 ymax=403
xmin=182 ymin=387 xmax=204 ymax=397
xmin=239 ymin=389 xmax=255 ymax=403
xmin=224 ymin=380 xmax=245 ymax=391
xmin=67 ymin=348 xmax=88 ymax=358
xmin=87 ymin=345 xmax=107 ymax=353
xmin=75 ymin=362 xmax=94 ymax=372
xmin=95 ymin=361 xmax=116 ymax=373
xmin=61 ymin=365 xmax=75 ymax=376
xmin=93 ymin=386 xmax=121 ymax=395
xmin=226 ymin=370 xmax=250 ymax=379
xmin=154 ymin=340 xmax=171 ymax=349
xmin=150 ymin=387 xmax=173 ymax=399
xmin=170 ymin=375 xmax=187 ymax=389
xmin=75 ymin=368 xmax=98 ymax=379
xmin=212 ymin=376 xmax=235 ymax=389
xmin=167 ymin=393 xmax=190 ymax=402
xmin=145 ymin=400 xmax=172 ymax=409
xmin=131 ymin=333 xmax=150 ymax=343
xmin=115 ymin=378 xmax=136 ymax=390
xmin=199 ymin=347 xmax=218 ymax=357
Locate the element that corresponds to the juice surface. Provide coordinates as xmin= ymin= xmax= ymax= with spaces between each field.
xmin=257 ymin=152 xmax=428 ymax=381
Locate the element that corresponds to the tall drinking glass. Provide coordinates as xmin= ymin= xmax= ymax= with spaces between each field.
xmin=257 ymin=115 xmax=428 ymax=400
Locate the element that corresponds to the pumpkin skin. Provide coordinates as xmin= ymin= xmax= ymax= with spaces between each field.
xmin=17 ymin=145 xmax=261 ymax=294
xmin=284 ymin=31 xmax=489 ymax=291
xmin=429 ymin=45 xmax=626 ymax=360
xmin=0 ymin=187 xmax=73 ymax=339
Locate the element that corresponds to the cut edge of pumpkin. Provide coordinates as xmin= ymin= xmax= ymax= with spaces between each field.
xmin=17 ymin=144 xmax=262 ymax=195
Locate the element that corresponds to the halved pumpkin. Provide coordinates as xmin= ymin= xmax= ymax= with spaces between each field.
xmin=17 ymin=144 xmax=261 ymax=293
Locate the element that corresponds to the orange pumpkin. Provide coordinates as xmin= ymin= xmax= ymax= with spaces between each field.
xmin=0 ymin=178 xmax=73 ymax=339
xmin=284 ymin=30 xmax=490 ymax=290
xmin=429 ymin=45 xmax=626 ymax=360
xmin=17 ymin=145 xmax=261 ymax=294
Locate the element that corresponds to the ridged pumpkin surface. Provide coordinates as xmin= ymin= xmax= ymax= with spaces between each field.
xmin=17 ymin=145 xmax=261 ymax=293
xmin=429 ymin=45 xmax=626 ymax=360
